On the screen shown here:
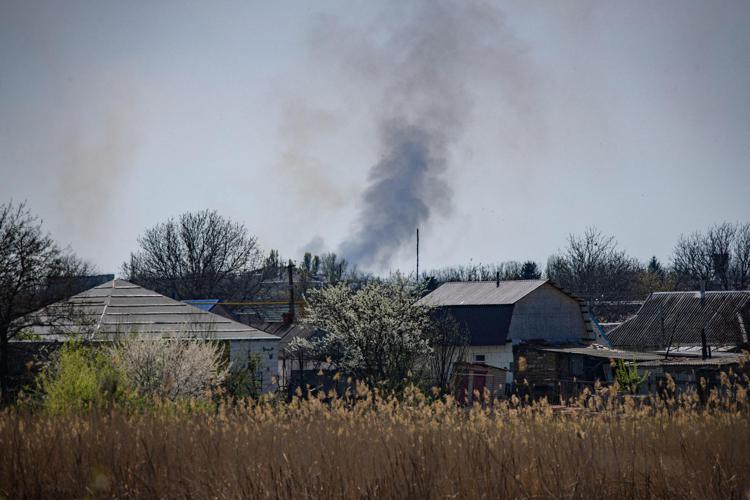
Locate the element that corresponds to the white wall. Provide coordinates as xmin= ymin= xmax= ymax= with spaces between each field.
xmin=464 ymin=343 xmax=515 ymax=387
xmin=464 ymin=343 xmax=513 ymax=369
xmin=229 ymin=339 xmax=278 ymax=393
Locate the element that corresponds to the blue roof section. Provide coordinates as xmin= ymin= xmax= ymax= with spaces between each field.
xmin=183 ymin=299 xmax=220 ymax=312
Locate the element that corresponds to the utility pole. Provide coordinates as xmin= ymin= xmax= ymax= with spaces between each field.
xmin=416 ymin=228 xmax=420 ymax=282
xmin=700 ymin=281 xmax=708 ymax=360
xmin=287 ymin=260 xmax=295 ymax=324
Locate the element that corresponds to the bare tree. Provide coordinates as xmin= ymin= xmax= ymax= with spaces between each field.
xmin=546 ymin=227 xmax=642 ymax=301
xmin=425 ymin=260 xmax=539 ymax=283
xmin=672 ymin=231 xmax=714 ymax=289
xmin=426 ymin=310 xmax=468 ymax=394
xmin=672 ymin=222 xmax=748 ymax=290
xmin=707 ymin=222 xmax=736 ymax=290
xmin=122 ymin=210 xmax=263 ymax=299
xmin=732 ymin=223 xmax=750 ymax=289
xmin=0 ymin=201 xmax=91 ymax=403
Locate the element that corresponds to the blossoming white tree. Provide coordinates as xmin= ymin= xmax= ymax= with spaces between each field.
xmin=111 ymin=336 xmax=228 ymax=400
xmin=303 ymin=281 xmax=432 ymax=390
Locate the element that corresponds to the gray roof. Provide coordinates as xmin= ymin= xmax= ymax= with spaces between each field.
xmin=418 ymin=280 xmax=549 ymax=306
xmin=608 ymin=291 xmax=750 ymax=349
xmin=539 ymin=345 xmax=663 ymax=361
xmin=22 ymin=279 xmax=279 ymax=342
xmin=638 ymin=354 xmax=748 ymax=368
xmin=252 ymin=322 xmax=325 ymax=352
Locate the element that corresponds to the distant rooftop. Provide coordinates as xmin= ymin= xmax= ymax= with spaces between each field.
xmin=418 ymin=280 xmax=549 ymax=306
xmin=608 ymin=291 xmax=750 ymax=349
xmin=22 ymin=280 xmax=279 ymax=342
xmin=183 ymin=299 xmax=220 ymax=312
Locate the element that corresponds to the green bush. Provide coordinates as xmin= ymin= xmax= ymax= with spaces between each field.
xmin=615 ymin=359 xmax=649 ymax=395
xmin=224 ymin=353 xmax=263 ymax=399
xmin=35 ymin=341 xmax=134 ymax=413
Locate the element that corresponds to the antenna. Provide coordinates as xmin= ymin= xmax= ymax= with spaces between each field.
xmin=416 ymin=228 xmax=420 ymax=281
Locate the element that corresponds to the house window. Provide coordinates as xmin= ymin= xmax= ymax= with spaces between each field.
xmin=474 ymin=354 xmax=486 ymax=362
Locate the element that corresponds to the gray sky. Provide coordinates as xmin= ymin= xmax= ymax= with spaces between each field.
xmin=1 ymin=0 xmax=749 ymax=275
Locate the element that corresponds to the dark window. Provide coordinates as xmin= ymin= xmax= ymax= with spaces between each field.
xmin=474 ymin=354 xmax=486 ymax=362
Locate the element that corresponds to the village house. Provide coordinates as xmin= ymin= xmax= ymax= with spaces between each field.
xmin=14 ymin=279 xmax=281 ymax=393
xmin=418 ymin=279 xmax=595 ymax=397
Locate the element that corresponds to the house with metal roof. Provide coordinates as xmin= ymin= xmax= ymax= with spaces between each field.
xmin=418 ymin=279 xmax=594 ymax=391
xmin=17 ymin=279 xmax=281 ymax=392
xmin=608 ymin=291 xmax=750 ymax=352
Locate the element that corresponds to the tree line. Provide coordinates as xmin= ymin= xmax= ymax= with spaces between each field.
xmin=1 ymin=199 xmax=749 ymax=400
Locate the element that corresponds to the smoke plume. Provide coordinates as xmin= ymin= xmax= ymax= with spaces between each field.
xmin=331 ymin=1 xmax=531 ymax=268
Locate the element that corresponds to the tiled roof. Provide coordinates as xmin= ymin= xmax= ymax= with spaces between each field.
xmin=608 ymin=291 xmax=750 ymax=349
xmin=22 ymin=280 xmax=279 ymax=342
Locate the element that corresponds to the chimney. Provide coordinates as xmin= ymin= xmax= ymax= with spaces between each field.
xmin=496 ymin=271 xmax=500 ymax=288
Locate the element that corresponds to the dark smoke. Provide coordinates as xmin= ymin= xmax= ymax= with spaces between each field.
xmin=341 ymin=121 xmax=451 ymax=266
xmin=334 ymin=1 xmax=528 ymax=268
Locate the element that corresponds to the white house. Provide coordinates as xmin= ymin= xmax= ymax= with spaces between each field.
xmin=19 ymin=279 xmax=280 ymax=393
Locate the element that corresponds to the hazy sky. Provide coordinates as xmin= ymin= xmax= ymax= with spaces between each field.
xmin=1 ymin=0 xmax=749 ymax=275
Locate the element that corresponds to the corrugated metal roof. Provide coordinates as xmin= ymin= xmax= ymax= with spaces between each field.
xmin=638 ymin=354 xmax=748 ymax=368
xmin=22 ymin=280 xmax=279 ymax=342
xmin=418 ymin=280 xmax=548 ymax=306
xmin=608 ymin=291 xmax=750 ymax=349
xmin=538 ymin=345 xmax=663 ymax=361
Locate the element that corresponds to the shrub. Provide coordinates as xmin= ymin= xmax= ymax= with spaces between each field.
xmin=615 ymin=359 xmax=649 ymax=394
xmin=110 ymin=336 xmax=228 ymax=401
xmin=35 ymin=341 xmax=130 ymax=413
xmin=224 ymin=352 xmax=263 ymax=399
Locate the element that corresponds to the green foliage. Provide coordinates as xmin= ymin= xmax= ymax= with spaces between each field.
xmin=225 ymin=353 xmax=263 ymax=399
xmin=35 ymin=342 xmax=134 ymax=413
xmin=615 ymin=359 xmax=649 ymax=395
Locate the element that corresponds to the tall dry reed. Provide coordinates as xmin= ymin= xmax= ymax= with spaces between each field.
xmin=1 ymin=383 xmax=749 ymax=499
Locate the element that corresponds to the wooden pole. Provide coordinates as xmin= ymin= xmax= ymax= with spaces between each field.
xmin=416 ymin=228 xmax=420 ymax=281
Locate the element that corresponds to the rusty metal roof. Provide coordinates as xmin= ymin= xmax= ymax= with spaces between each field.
xmin=417 ymin=280 xmax=548 ymax=306
xmin=608 ymin=291 xmax=750 ymax=349
xmin=23 ymin=279 xmax=279 ymax=342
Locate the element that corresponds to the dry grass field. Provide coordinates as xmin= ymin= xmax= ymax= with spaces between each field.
xmin=1 ymin=384 xmax=749 ymax=499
